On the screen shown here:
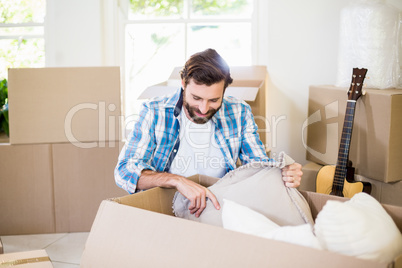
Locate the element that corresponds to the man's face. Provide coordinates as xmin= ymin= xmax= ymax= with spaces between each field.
xmin=182 ymin=79 xmax=224 ymax=124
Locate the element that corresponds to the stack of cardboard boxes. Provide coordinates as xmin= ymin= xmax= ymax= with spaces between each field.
xmin=0 ymin=67 xmax=126 ymax=236
xmin=301 ymin=85 xmax=402 ymax=206
xmin=2 ymin=68 xmax=402 ymax=267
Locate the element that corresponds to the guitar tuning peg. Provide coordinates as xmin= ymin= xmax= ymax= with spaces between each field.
xmin=362 ymin=90 xmax=367 ymax=96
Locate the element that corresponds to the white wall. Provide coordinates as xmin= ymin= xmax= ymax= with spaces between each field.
xmin=45 ymin=0 xmax=401 ymax=164
xmin=46 ymin=0 xmax=106 ymax=67
xmin=257 ymin=0 xmax=401 ymax=164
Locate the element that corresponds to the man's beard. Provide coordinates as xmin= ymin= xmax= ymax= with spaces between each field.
xmin=183 ymin=98 xmax=221 ymax=124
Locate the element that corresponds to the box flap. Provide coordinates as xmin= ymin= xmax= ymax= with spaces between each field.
xmin=82 ymin=199 xmax=385 ymax=268
xmin=111 ymin=187 xmax=177 ymax=216
xmin=138 ymin=83 xmax=261 ymax=101
xmin=138 ymin=66 xmax=266 ymax=101
xmin=187 ymin=174 xmax=219 ymax=187
xmin=166 ymin=66 xmax=267 ymax=81
xmin=110 ymin=175 xmax=219 ymax=216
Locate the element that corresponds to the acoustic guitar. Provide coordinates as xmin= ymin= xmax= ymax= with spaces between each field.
xmin=316 ymin=68 xmax=371 ymax=198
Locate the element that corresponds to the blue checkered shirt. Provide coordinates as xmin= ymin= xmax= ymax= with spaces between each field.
xmin=115 ymin=88 xmax=269 ymax=193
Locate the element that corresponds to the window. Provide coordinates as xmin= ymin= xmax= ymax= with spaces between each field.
xmin=0 ymin=0 xmax=46 ymax=80
xmin=124 ymin=0 xmax=255 ymax=119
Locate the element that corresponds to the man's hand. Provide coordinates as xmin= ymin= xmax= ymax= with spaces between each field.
xmin=174 ymin=176 xmax=220 ymax=218
xmin=138 ymin=170 xmax=220 ymax=218
xmin=281 ymin=162 xmax=303 ymax=188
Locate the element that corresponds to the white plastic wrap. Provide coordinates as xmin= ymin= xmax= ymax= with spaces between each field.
xmin=336 ymin=0 xmax=401 ymax=89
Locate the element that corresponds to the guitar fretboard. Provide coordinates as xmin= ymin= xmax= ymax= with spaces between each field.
xmin=332 ymin=100 xmax=356 ymax=192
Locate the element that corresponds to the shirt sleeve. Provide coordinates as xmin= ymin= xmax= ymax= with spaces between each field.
xmin=114 ymin=103 xmax=157 ymax=193
xmin=238 ymin=104 xmax=270 ymax=164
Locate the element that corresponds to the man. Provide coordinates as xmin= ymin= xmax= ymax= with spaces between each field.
xmin=115 ymin=48 xmax=302 ymax=218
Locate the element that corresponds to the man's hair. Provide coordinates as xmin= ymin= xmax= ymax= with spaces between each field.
xmin=180 ymin=48 xmax=233 ymax=89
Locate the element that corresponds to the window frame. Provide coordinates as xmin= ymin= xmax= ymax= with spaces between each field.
xmin=121 ymin=0 xmax=259 ymax=120
xmin=0 ymin=9 xmax=46 ymax=79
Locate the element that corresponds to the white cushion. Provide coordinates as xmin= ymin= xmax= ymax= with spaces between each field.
xmin=222 ymin=199 xmax=322 ymax=250
xmin=314 ymin=192 xmax=402 ymax=263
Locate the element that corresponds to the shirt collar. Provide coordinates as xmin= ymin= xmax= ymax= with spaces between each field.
xmin=165 ymin=87 xmax=183 ymax=118
xmin=211 ymin=98 xmax=227 ymax=124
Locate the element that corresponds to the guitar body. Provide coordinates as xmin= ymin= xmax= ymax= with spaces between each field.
xmin=316 ymin=165 xmax=364 ymax=198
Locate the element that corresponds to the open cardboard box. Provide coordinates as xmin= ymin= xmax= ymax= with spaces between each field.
xmin=81 ymin=175 xmax=402 ymax=268
xmin=138 ymin=66 xmax=268 ymax=146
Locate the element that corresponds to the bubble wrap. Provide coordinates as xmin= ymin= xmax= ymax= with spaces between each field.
xmin=336 ymin=0 xmax=401 ymax=89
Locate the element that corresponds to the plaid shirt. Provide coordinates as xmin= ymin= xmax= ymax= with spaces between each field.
xmin=115 ymin=88 xmax=269 ymax=193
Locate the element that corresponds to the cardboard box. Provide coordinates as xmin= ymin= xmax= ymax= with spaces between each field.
xmin=0 ymin=142 xmax=126 ymax=235
xmin=0 ymin=144 xmax=55 ymax=235
xmin=0 ymin=250 xmax=53 ymax=267
xmin=299 ymin=161 xmax=323 ymax=192
xmin=139 ymin=66 xmax=268 ymax=146
xmin=8 ymin=67 xmax=121 ymax=145
xmin=306 ymin=85 xmax=402 ymax=183
xmin=81 ymin=175 xmax=402 ymax=268
xmin=52 ymin=142 xmax=127 ymax=233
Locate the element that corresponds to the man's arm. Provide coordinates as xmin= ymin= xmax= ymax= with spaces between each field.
xmin=138 ymin=170 xmax=220 ymax=217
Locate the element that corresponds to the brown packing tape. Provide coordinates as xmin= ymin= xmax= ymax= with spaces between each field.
xmin=0 ymin=256 xmax=50 ymax=266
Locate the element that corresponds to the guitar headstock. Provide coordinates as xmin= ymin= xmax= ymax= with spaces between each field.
xmin=348 ymin=68 xmax=367 ymax=101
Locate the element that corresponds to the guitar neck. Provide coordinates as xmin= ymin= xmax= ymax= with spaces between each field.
xmin=333 ymin=100 xmax=357 ymax=190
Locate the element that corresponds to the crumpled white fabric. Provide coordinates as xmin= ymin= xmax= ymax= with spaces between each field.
xmin=223 ymin=192 xmax=402 ymax=264
xmin=222 ymin=199 xmax=322 ymax=250
xmin=314 ymin=193 xmax=402 ymax=263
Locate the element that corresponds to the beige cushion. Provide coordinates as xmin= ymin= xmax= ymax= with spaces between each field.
xmin=173 ymin=152 xmax=314 ymax=227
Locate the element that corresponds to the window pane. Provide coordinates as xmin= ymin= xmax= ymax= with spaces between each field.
xmin=191 ymin=0 xmax=253 ymax=18
xmin=0 ymin=38 xmax=45 ymax=79
xmin=125 ymin=24 xmax=185 ymax=119
xmin=0 ymin=0 xmax=46 ymax=23
xmin=187 ymin=23 xmax=252 ymax=66
xmin=0 ymin=26 xmax=44 ymax=37
xmin=129 ymin=0 xmax=184 ymax=20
